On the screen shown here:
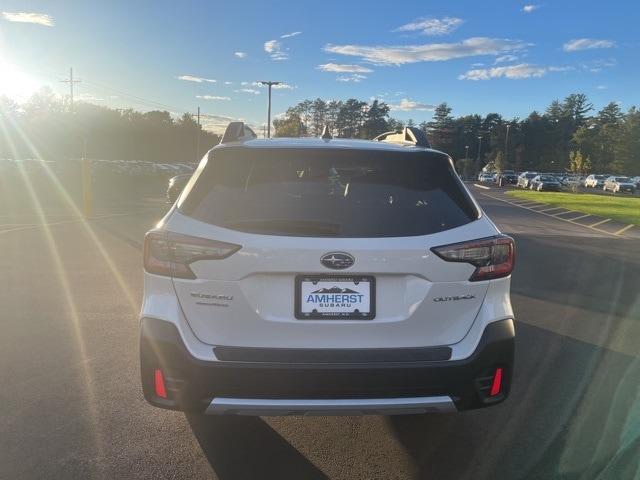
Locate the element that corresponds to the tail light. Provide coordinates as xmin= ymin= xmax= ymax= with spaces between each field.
xmin=144 ymin=230 xmax=241 ymax=279
xmin=154 ymin=369 xmax=167 ymax=399
xmin=431 ymin=234 xmax=515 ymax=281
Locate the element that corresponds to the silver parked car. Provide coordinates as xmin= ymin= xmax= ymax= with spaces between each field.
xmin=603 ymin=176 xmax=636 ymax=194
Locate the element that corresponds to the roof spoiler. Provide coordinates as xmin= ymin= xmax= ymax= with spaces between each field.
xmin=373 ymin=126 xmax=431 ymax=148
xmin=220 ymin=122 xmax=257 ymax=144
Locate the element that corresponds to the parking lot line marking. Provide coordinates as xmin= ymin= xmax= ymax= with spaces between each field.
xmin=554 ymin=210 xmax=576 ymax=216
xmin=479 ymin=192 xmax=621 ymax=237
xmin=540 ymin=207 xmax=565 ymax=213
xmin=589 ymin=218 xmax=611 ymax=227
xmin=567 ymin=214 xmax=591 ymax=221
xmin=473 ymin=183 xmax=491 ymax=190
xmin=614 ymin=224 xmax=635 ymax=235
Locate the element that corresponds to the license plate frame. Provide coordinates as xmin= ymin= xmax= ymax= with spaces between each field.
xmin=295 ymin=275 xmax=376 ymax=320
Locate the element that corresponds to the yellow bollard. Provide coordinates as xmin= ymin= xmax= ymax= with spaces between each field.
xmin=81 ymin=157 xmax=93 ymax=218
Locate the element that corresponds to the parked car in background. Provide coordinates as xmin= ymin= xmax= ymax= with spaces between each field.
xmin=498 ymin=170 xmax=518 ymax=185
xmin=631 ymin=176 xmax=640 ymax=188
xmin=478 ymin=173 xmax=495 ymax=183
xmin=603 ymin=176 xmax=636 ymax=194
xmin=529 ymin=175 xmax=562 ymax=192
xmin=166 ymin=174 xmax=192 ymax=203
xmin=584 ymin=174 xmax=609 ymax=188
xmin=517 ymin=172 xmax=538 ymax=189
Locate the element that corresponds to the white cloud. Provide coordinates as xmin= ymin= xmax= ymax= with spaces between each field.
xmin=270 ymin=53 xmax=289 ymax=61
xmin=245 ymin=81 xmax=295 ymax=90
xmin=324 ymin=37 xmax=529 ymax=65
xmin=394 ymin=17 xmax=464 ymax=36
xmin=1 ymin=12 xmax=54 ymax=26
xmin=495 ymin=54 xmax=518 ymax=63
xmin=563 ymin=38 xmax=615 ymax=52
xmin=196 ymin=95 xmax=231 ymax=101
xmin=264 ymin=40 xmax=280 ymax=53
xmin=235 ymin=88 xmax=261 ymax=95
xmin=389 ymin=99 xmax=436 ymax=111
xmin=272 ymin=83 xmax=294 ymax=89
xmin=582 ymin=58 xmax=617 ymax=73
xmin=234 ymin=51 xmax=247 ymax=58
xmin=596 ymin=85 xmax=607 ymax=90
xmin=317 ymin=63 xmax=373 ymax=73
xmin=281 ymin=31 xmax=302 ymax=38
xmin=336 ymin=74 xmax=367 ymax=82
xmin=177 ymin=75 xmax=216 ymax=83
xmin=522 ymin=5 xmax=539 ymax=13
xmin=199 ymin=113 xmax=259 ymax=134
xmin=458 ymin=63 xmax=571 ymax=80
xmin=224 ymin=81 xmax=233 ymax=85
xmin=264 ymin=39 xmax=289 ymax=60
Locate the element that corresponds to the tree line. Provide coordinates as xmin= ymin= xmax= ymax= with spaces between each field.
xmin=275 ymin=95 xmax=640 ymax=176
xmin=0 ymin=87 xmax=219 ymax=163
xmin=2 ymin=88 xmax=638 ymax=176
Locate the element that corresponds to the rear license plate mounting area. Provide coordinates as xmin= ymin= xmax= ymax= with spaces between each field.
xmin=295 ymin=275 xmax=376 ymax=320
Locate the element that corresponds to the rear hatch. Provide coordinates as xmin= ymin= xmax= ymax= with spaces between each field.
xmin=164 ymin=145 xmax=500 ymax=349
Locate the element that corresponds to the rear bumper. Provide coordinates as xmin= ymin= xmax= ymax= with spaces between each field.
xmin=140 ymin=317 xmax=515 ymax=415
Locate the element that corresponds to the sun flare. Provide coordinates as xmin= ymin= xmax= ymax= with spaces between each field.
xmin=0 ymin=62 xmax=42 ymax=101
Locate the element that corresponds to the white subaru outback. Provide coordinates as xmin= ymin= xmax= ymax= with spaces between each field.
xmin=140 ymin=123 xmax=515 ymax=415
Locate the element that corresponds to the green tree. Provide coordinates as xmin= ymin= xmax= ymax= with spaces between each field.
xmin=568 ymin=150 xmax=592 ymax=175
xmin=427 ymin=103 xmax=454 ymax=151
xmin=613 ymin=107 xmax=640 ymax=175
xmin=360 ymin=100 xmax=390 ymax=139
xmin=273 ymin=113 xmax=306 ymax=137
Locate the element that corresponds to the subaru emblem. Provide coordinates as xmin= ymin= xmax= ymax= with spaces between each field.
xmin=320 ymin=252 xmax=355 ymax=270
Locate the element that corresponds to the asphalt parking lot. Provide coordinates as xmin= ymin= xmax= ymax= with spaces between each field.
xmin=1 ymin=185 xmax=639 ymax=480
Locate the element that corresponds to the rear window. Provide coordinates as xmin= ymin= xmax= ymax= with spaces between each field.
xmin=179 ymin=147 xmax=478 ymax=237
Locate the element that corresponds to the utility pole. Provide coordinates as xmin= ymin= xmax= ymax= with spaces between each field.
xmin=504 ymin=124 xmax=510 ymax=167
xmin=260 ymin=81 xmax=281 ymax=138
xmin=60 ymin=68 xmax=81 ymax=113
xmin=196 ymin=106 xmax=201 ymax=160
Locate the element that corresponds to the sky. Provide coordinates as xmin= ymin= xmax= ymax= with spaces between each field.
xmin=0 ymin=0 xmax=638 ymax=133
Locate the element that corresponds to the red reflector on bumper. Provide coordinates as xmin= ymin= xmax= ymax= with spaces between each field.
xmin=154 ymin=368 xmax=167 ymax=399
xmin=490 ymin=367 xmax=503 ymax=396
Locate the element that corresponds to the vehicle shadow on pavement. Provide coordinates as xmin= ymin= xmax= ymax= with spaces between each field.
xmin=387 ymin=322 xmax=640 ymax=480
xmin=186 ymin=414 xmax=328 ymax=480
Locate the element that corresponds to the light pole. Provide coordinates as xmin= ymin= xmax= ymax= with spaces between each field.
xmin=260 ymin=81 xmax=281 ymax=138
xmin=465 ymin=145 xmax=469 ymax=160
xmin=476 ymin=135 xmax=483 ymax=174
xmin=504 ymin=124 xmax=510 ymax=167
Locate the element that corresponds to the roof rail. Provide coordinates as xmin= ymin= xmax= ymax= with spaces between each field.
xmin=372 ymin=126 xmax=431 ymax=148
xmin=220 ymin=122 xmax=257 ymax=144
